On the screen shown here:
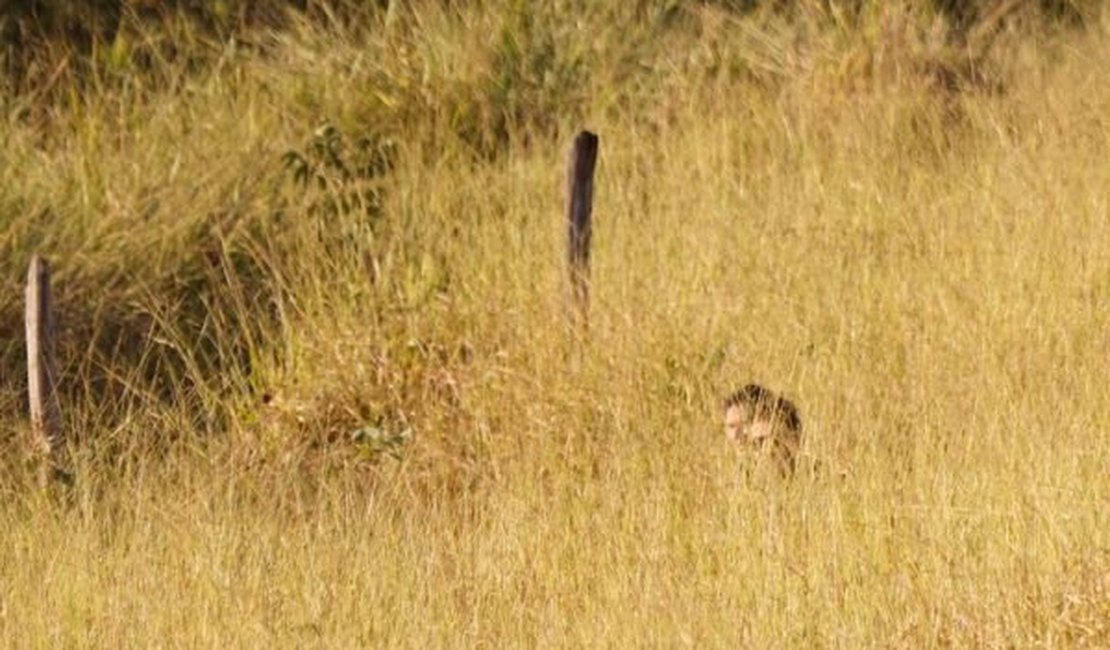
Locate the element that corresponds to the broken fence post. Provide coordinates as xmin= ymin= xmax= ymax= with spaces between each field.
xmin=566 ymin=130 xmax=599 ymax=334
xmin=26 ymin=254 xmax=64 ymax=485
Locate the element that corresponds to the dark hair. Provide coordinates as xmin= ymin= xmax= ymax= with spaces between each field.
xmin=723 ymin=384 xmax=772 ymax=409
xmin=723 ymin=383 xmax=802 ymax=432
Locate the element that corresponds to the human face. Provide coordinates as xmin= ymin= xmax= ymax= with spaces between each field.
xmin=725 ymin=404 xmax=774 ymax=446
xmin=724 ymin=405 xmax=746 ymax=443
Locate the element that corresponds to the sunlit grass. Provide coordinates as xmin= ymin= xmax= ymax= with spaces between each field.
xmin=1 ymin=2 xmax=1108 ymax=647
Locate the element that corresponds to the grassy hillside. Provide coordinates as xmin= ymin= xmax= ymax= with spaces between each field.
xmin=1 ymin=1 xmax=1108 ymax=646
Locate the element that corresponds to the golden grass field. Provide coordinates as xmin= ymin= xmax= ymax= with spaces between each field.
xmin=0 ymin=2 xmax=1108 ymax=646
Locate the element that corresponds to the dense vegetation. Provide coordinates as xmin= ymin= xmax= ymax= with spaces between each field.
xmin=1 ymin=1 xmax=1107 ymax=646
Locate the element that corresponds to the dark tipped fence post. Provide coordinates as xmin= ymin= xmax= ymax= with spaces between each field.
xmin=26 ymin=254 xmax=64 ymax=486
xmin=566 ymin=130 xmax=599 ymax=334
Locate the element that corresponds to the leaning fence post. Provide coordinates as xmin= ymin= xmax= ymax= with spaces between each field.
xmin=566 ymin=130 xmax=599 ymax=334
xmin=26 ymin=254 xmax=64 ymax=485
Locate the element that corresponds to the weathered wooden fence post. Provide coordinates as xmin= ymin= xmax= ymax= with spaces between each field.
xmin=26 ymin=254 xmax=64 ymax=485
xmin=566 ymin=130 xmax=599 ymax=334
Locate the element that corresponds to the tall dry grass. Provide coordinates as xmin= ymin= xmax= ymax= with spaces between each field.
xmin=1 ymin=2 xmax=1108 ymax=646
